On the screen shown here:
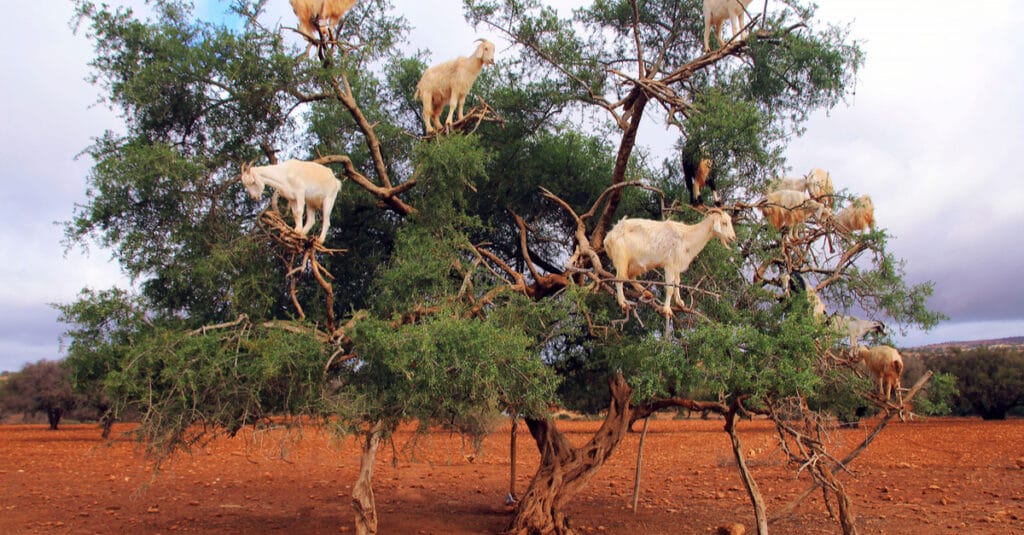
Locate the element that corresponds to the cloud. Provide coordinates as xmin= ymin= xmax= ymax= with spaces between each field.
xmin=787 ymin=1 xmax=1024 ymax=331
xmin=0 ymin=2 xmax=131 ymax=372
xmin=0 ymin=304 xmax=65 ymax=371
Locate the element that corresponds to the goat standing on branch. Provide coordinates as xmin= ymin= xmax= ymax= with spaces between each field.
xmin=239 ymin=159 xmax=342 ymax=244
xmin=758 ymin=189 xmax=830 ymax=238
xmin=414 ymin=39 xmax=496 ymax=135
xmin=682 ymin=141 xmax=719 ymax=207
xmin=703 ymin=0 xmax=755 ymax=53
xmin=769 ymin=168 xmax=835 ymax=208
xmin=831 ymin=314 xmax=885 ymax=352
xmin=834 ymin=195 xmax=875 ymax=234
xmin=290 ymin=0 xmax=356 ymax=42
xmin=604 ymin=210 xmax=736 ymax=317
xmin=855 ymin=345 xmax=904 ymax=405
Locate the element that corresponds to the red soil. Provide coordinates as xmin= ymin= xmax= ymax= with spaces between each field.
xmin=1 ymin=417 xmax=1022 ymax=534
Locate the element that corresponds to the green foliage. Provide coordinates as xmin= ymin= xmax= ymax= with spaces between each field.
xmin=106 ymin=323 xmax=328 ymax=457
xmin=913 ymin=371 xmax=958 ymax=416
xmin=369 ymin=224 xmax=470 ymax=316
xmin=55 ymin=288 xmax=149 ymax=418
xmin=411 ymin=135 xmax=491 ymax=224
xmin=343 ymin=312 xmax=559 ymax=430
xmin=929 ymin=348 xmax=1024 ymax=420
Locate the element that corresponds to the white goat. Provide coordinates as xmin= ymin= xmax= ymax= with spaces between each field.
xmin=770 ymin=168 xmax=835 ymax=207
xmin=239 ymin=159 xmax=342 ymax=243
xmin=604 ymin=209 xmax=736 ymax=316
xmin=289 ymin=0 xmax=357 ymax=42
xmin=414 ymin=39 xmax=496 ymax=135
xmin=831 ymin=314 xmax=885 ymax=350
xmin=834 ymin=195 xmax=875 ymax=234
xmin=703 ymin=0 xmax=755 ymax=53
xmin=855 ymin=345 xmax=904 ymax=404
xmin=758 ymin=189 xmax=830 ymax=236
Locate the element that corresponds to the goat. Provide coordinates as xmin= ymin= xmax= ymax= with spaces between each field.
xmin=289 ymin=0 xmax=356 ymax=42
xmin=806 ymin=168 xmax=835 ymax=207
xmin=788 ymin=271 xmax=826 ymax=320
xmin=834 ymin=195 xmax=875 ymax=234
xmin=682 ymin=144 xmax=719 ymax=207
xmin=703 ymin=0 xmax=755 ymax=53
xmin=239 ymin=159 xmax=342 ymax=243
xmin=831 ymin=314 xmax=885 ymax=351
xmin=320 ymin=0 xmax=357 ymax=37
xmin=855 ymin=345 xmax=904 ymax=404
xmin=604 ymin=209 xmax=736 ymax=317
xmin=769 ymin=168 xmax=834 ymax=207
xmin=758 ymin=189 xmax=829 ymax=237
xmin=414 ymin=39 xmax=496 ymax=135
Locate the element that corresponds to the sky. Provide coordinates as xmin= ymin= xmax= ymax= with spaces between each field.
xmin=1 ymin=0 xmax=1022 ymax=372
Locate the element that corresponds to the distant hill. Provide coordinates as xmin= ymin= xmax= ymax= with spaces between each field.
xmin=910 ymin=336 xmax=1024 ymax=350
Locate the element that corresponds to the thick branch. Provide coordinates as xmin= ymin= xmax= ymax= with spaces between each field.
xmin=328 ymin=75 xmax=392 ymax=189
xmin=591 ymin=89 xmax=648 ymax=250
xmin=315 ymin=154 xmax=416 ymax=216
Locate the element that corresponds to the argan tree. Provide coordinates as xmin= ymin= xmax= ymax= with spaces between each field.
xmin=62 ymin=1 xmax=941 ymax=534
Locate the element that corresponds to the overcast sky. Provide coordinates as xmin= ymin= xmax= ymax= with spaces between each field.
xmin=1 ymin=1 xmax=1022 ymax=372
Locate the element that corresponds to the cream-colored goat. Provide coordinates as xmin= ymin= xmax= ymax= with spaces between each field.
xmin=289 ymin=0 xmax=356 ymax=42
xmin=414 ymin=39 xmax=496 ymax=135
xmin=770 ymin=168 xmax=835 ymax=207
xmin=834 ymin=195 xmax=875 ymax=234
xmin=703 ymin=0 xmax=755 ymax=52
xmin=759 ymin=189 xmax=829 ymax=236
xmin=604 ymin=210 xmax=736 ymax=316
xmin=855 ymin=345 xmax=904 ymax=404
xmin=239 ymin=159 xmax=342 ymax=243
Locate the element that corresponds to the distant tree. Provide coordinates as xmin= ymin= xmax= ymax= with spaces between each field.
xmin=0 ymin=360 xmax=80 ymax=430
xmin=930 ymin=348 xmax=1024 ymax=420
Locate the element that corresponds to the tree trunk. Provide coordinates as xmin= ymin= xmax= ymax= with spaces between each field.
xmin=632 ymin=417 xmax=650 ymax=512
xmin=509 ymin=416 xmax=519 ymax=503
xmin=352 ymin=421 xmax=383 ymax=535
xmin=101 ymin=410 xmax=115 ymax=439
xmin=46 ymin=407 xmax=62 ymax=430
xmin=726 ymin=409 xmax=767 ymax=534
xmin=505 ymin=374 xmax=633 ymax=535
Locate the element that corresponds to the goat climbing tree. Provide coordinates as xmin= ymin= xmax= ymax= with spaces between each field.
xmin=61 ymin=1 xmax=942 ymax=535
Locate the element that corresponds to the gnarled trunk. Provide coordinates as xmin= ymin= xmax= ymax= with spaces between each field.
xmin=352 ymin=421 xmax=383 ymax=535
xmin=505 ymin=374 xmax=632 ymax=535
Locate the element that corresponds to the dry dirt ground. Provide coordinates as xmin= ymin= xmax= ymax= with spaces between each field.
xmin=1 ymin=417 xmax=1022 ymax=534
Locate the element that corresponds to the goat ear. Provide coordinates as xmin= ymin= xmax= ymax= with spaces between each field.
xmin=712 ymin=215 xmax=722 ymax=234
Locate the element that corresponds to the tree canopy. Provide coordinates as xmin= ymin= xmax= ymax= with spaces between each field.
xmin=61 ymin=1 xmax=943 ymax=533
